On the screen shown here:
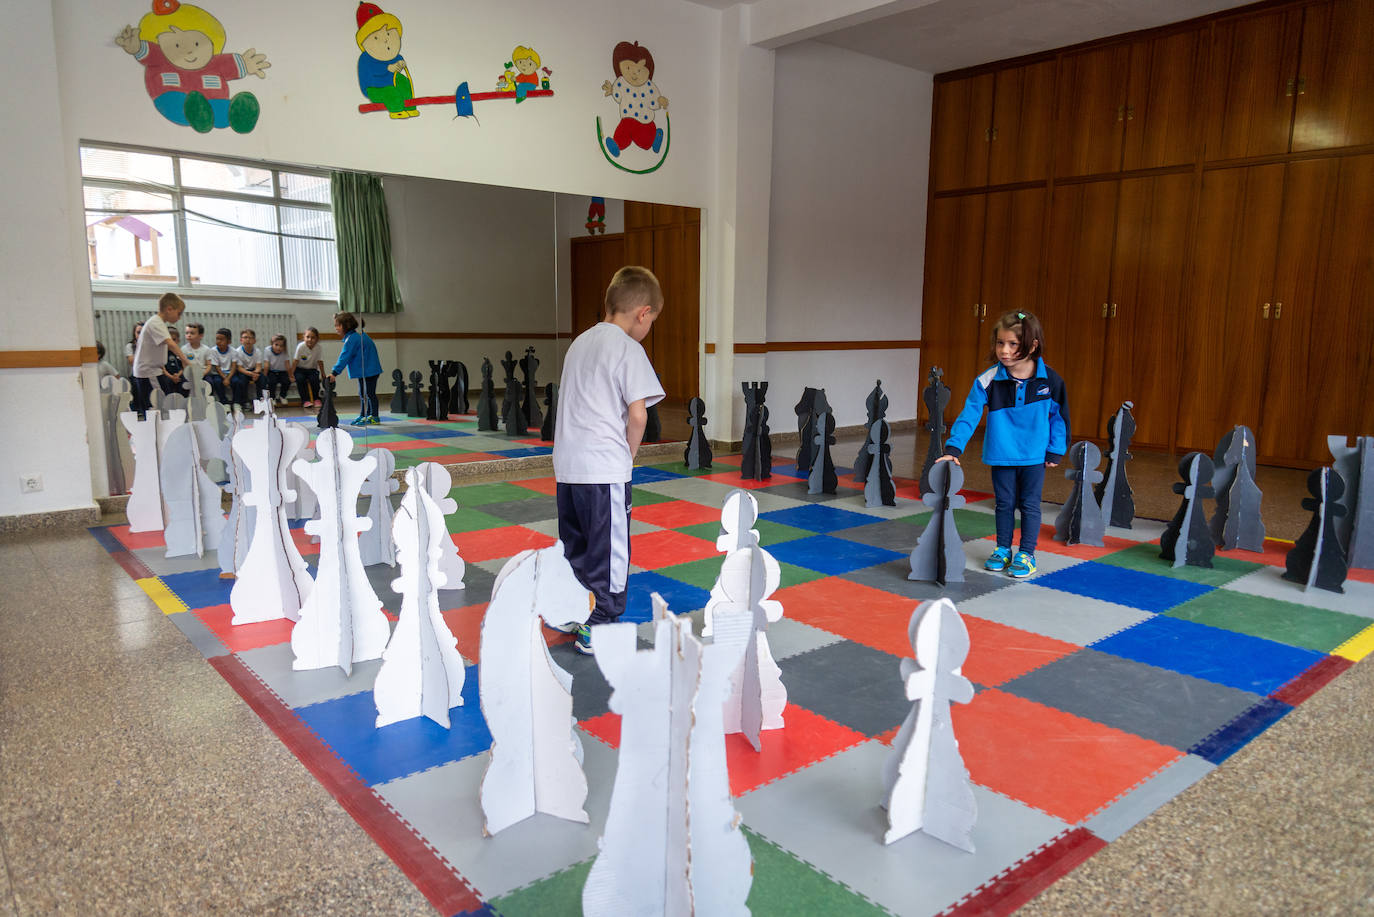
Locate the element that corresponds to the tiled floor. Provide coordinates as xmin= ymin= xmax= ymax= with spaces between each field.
xmin=67 ymin=449 xmax=1374 ymax=916
xmin=286 ymin=412 xmax=554 ymax=470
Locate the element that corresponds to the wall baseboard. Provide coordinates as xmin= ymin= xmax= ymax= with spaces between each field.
xmin=0 ymin=504 xmax=102 ymax=535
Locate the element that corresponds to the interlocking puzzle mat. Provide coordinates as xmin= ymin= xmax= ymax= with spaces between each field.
xmin=285 ymin=413 xmax=553 ymax=471
xmin=90 ymin=453 xmax=1374 ymax=916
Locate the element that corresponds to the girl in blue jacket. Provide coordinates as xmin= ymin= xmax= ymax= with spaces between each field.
xmin=329 ymin=312 xmax=383 ymax=425
xmin=937 ymin=311 xmax=1069 ymax=579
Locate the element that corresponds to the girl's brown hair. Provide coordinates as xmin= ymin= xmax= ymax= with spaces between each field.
xmin=989 ymin=310 xmax=1044 ymax=363
xmin=611 ymin=41 xmax=654 ymax=79
xmin=334 ymin=312 xmax=359 ymax=334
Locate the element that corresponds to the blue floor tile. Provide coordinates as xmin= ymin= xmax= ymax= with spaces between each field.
xmin=488 ymin=447 xmax=552 ymax=458
xmin=160 ymin=568 xmax=236 ymax=609
xmin=1035 ymin=562 xmax=1211 ymax=613
xmin=632 ymin=466 xmax=687 ymax=484
xmin=399 ymin=429 xmax=473 ymax=439
xmin=760 ymin=504 xmax=885 ymax=534
xmin=770 ymin=534 xmax=905 ymax=576
xmin=623 ymin=571 xmax=711 ymax=623
xmin=1188 ymin=697 xmax=1294 ymax=764
xmin=89 ymin=526 xmax=124 ymax=553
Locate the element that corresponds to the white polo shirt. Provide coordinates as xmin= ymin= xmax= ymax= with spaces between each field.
xmin=266 ymin=348 xmax=293 ymax=372
xmin=131 ymin=315 xmax=171 ymax=379
xmin=294 ymin=340 xmax=323 ymax=370
xmin=231 ymin=345 xmax=262 ymax=372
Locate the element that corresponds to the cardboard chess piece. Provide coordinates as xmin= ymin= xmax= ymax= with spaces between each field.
xmin=1095 ymin=401 xmax=1136 ymax=528
xmin=100 ymin=376 xmax=131 ymax=495
xmin=909 ymin=460 xmax=967 ymax=585
xmin=183 ymin=360 xmax=208 ymax=422
xmin=446 ymin=360 xmax=470 ymax=416
xmin=154 ymin=388 xmax=188 ymax=418
xmin=1211 ymin=425 xmax=1265 ymax=552
xmin=865 ymin=419 xmax=896 ymax=508
xmin=644 ymin=400 xmax=662 ymax=444
xmin=406 ymin=370 xmax=427 ymax=418
xmin=794 ymin=387 xmax=820 ymax=473
xmin=540 ymin=382 xmax=558 ymax=442
xmin=121 ymin=409 xmax=183 ymax=533
xmin=1054 ymin=441 xmax=1106 ymax=547
xmin=1160 ymin=453 xmax=1216 ymax=569
xmin=808 ymin=398 xmax=838 ymax=496
xmin=427 ymin=360 xmax=446 ymax=420
xmin=684 ymin=397 xmax=713 ymax=470
xmin=389 ymin=369 xmax=407 ymax=414
xmin=854 ymin=380 xmax=889 ymax=484
xmin=713 ymin=545 xmax=787 ymax=751
xmin=501 ymin=350 xmax=519 ymax=388
xmin=881 ymin=598 xmax=977 ymax=851
xmin=159 ymin=419 xmax=225 ymax=558
xmin=358 ymin=447 xmax=399 ymax=567
xmin=920 ymin=367 xmax=952 ymax=496
xmin=218 ymin=411 xmax=253 ymax=577
xmin=740 ymin=382 xmax=772 ymax=481
xmin=413 ymin=462 xmax=465 ymax=590
xmin=478 ymin=543 xmax=595 ymax=836
xmin=1328 ymin=436 xmax=1374 ymax=571
xmin=503 ymin=377 xmax=529 ymax=436
xmin=702 ymin=489 xmax=761 ymax=637
xmin=520 ymin=347 xmax=542 ymax=431
xmin=316 ymin=374 xmax=339 ymax=431
xmin=476 ymin=358 xmax=498 ymax=431
xmin=1283 ymin=468 xmax=1349 ymax=593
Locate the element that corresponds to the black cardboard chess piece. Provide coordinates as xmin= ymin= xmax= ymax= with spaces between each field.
xmin=476 ymin=358 xmax=498 ymax=431
xmin=540 ymin=382 xmax=558 ymax=442
xmin=1328 ymin=435 xmax=1373 ymax=570
xmin=406 ymin=370 xmax=428 ymax=418
xmin=501 ymin=350 xmax=518 ymax=387
xmin=921 ymin=367 xmax=952 ymax=496
xmin=389 ymin=369 xmax=407 ymax=415
xmin=1095 ymin=401 xmax=1136 ymax=528
xmin=740 ymin=382 xmax=772 ymax=481
xmin=853 ymin=380 xmax=889 ymax=484
xmin=1160 ymin=453 xmax=1216 ymax=569
xmin=445 ymin=360 xmax=469 ymax=416
xmin=644 ymin=402 xmax=662 ymax=443
xmin=1054 ymin=441 xmax=1106 ymax=547
xmin=502 ymin=377 xmax=528 ymax=436
xmin=909 ymin=459 xmax=967 ymax=585
xmin=808 ymin=392 xmax=837 ymax=495
xmin=864 ymin=419 xmax=895 ymax=508
xmin=794 ymin=387 xmax=820 ymax=473
xmin=1283 ymin=467 xmax=1349 ymax=593
xmin=520 ymin=347 xmax=542 ymax=430
xmin=685 ymin=396 xmax=712 ymax=469
xmin=316 ymin=375 xmax=339 ymax=430
xmin=1211 ymin=425 xmax=1265 ymax=552
xmin=426 ymin=360 xmax=445 ymax=420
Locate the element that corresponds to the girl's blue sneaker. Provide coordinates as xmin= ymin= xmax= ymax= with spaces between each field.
xmin=985 ymin=546 xmax=1012 ymax=572
xmin=1010 ymin=552 xmax=1037 ymax=578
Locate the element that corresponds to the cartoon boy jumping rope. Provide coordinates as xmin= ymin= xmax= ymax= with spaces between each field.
xmin=601 ymin=41 xmax=667 ymax=157
xmin=116 ymin=0 xmax=270 ymax=134
xmin=356 ymin=2 xmax=417 ymax=119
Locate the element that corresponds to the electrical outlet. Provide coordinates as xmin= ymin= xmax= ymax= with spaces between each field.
xmin=20 ymin=474 xmax=43 ymax=494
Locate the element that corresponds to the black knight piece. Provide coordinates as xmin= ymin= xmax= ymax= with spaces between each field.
xmin=389 ymin=368 xmax=407 ymax=414
xmin=540 ymin=382 xmax=558 ymax=442
xmin=853 ymin=380 xmax=889 ymax=484
xmin=1210 ymin=425 xmax=1265 ymax=552
xmin=406 ymin=370 xmax=427 ymax=418
xmin=740 ymin=381 xmax=772 ymax=481
xmin=864 ymin=419 xmax=895 ymax=507
xmin=1283 ymin=467 xmax=1349 ymax=594
xmin=520 ymin=347 xmax=542 ymax=430
xmin=1095 ymin=401 xmax=1136 ymax=528
xmin=920 ymin=367 xmax=952 ymax=495
xmin=685 ymin=396 xmax=712 ymax=469
xmin=502 ymin=376 xmax=528 ymax=436
xmin=316 ymin=374 xmax=339 ymax=430
xmin=808 ymin=391 xmax=837 ymax=495
xmin=427 ymin=360 xmax=445 ymax=420
xmin=794 ymin=387 xmax=820 ymax=473
xmin=1054 ymin=441 xmax=1105 ymax=546
xmin=909 ymin=459 xmax=967 ymax=585
xmin=445 ymin=360 xmax=470 ymax=416
xmin=476 ymin=358 xmax=498 ymax=431
xmin=1160 ymin=453 xmax=1215 ymax=569
xmin=1328 ymin=435 xmax=1374 ymax=571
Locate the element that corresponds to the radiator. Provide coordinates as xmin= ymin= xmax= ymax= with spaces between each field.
xmin=95 ymin=305 xmax=298 ymax=365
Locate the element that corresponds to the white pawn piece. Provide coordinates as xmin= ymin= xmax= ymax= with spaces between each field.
xmin=583 ymin=594 xmax=752 ymax=917
xmin=228 ymin=399 xmax=312 ymax=624
xmin=882 ymin=598 xmax=977 ymax=851
xmin=99 ymin=376 xmax=131 ymax=495
xmin=702 ymin=489 xmax=761 ymax=637
xmin=713 ymin=545 xmax=788 ymax=751
xmin=282 ymin=445 xmax=318 ymax=521
xmin=479 ymin=543 xmax=595 ymax=835
xmin=374 ymin=468 xmax=467 ymax=728
xmin=159 ymin=419 xmax=225 ymax=558
xmin=217 ymin=410 xmax=254 ymax=577
xmin=154 ymin=388 xmax=188 ymax=418
xmin=120 ymin=408 xmax=184 ymax=533
xmin=291 ymin=427 xmax=390 ymax=675
xmin=413 ymin=461 xmax=465 ymax=590
xmin=204 ymin=386 xmax=229 ymax=482
xmin=359 ymin=448 xmax=399 ymax=567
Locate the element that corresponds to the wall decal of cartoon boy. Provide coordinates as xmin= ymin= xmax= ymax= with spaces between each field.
xmin=116 ymin=0 xmax=270 ymax=134
xmin=601 ymin=41 xmax=667 ymax=158
xmin=356 ymin=2 xmax=417 ymax=119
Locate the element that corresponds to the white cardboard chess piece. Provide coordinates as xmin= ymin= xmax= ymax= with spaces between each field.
xmin=228 ymin=400 xmax=312 ymax=623
xmin=159 ymin=420 xmax=225 ymax=558
xmin=99 ymin=376 xmax=131 ymax=495
xmin=413 ymin=461 xmax=465 ymax=590
xmin=290 ymin=427 xmax=390 ymax=675
xmin=881 ymin=598 xmax=977 ymax=851
xmin=479 ymin=543 xmax=595 ymax=835
xmin=583 ymin=594 xmax=753 ymax=917
xmin=712 ymin=545 xmax=787 ymax=751
xmin=702 ymin=489 xmax=761 ymax=638
xmin=154 ymin=388 xmax=188 ymax=417
xmin=374 ymin=468 xmax=466 ymax=728
xmin=184 ymin=361 xmax=208 ymax=422
xmin=217 ymin=411 xmax=254 ymax=577
xmin=283 ymin=445 xmax=318 ymax=521
xmin=121 ymin=408 xmax=184 ymax=533
xmin=204 ymin=385 xmax=229 ymax=482
xmin=359 ymin=447 xmax=399 ymax=567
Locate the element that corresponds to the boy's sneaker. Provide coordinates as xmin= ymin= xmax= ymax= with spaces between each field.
xmin=349 ymin=415 xmax=366 ymax=426
xmin=984 ymin=546 xmax=1012 ymax=572
xmin=544 ymin=619 xmax=583 ymax=634
xmin=1010 ymin=551 xmax=1037 ymax=578
xmin=575 ymin=624 xmax=593 ymax=655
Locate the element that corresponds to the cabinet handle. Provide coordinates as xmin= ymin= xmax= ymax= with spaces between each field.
xmin=1274 ymin=301 xmax=1282 ymax=319
xmin=991 ymin=127 xmax=999 ymax=140
xmin=1296 ymin=77 xmax=1306 ymax=96
xmin=982 ymin=303 xmax=988 ymax=318
xmin=1262 ymin=302 xmax=1271 ymax=319
xmin=1111 ymin=303 xmax=1118 ymax=318
xmin=985 ymin=127 xmax=991 ymax=142
xmin=975 ymin=303 xmax=981 ymax=318
xmin=1116 ymin=105 xmax=1125 ymax=122
xmin=1286 ymin=78 xmax=1295 ymax=97
xmin=1126 ymin=106 xmax=1134 ymax=121
xmin=1102 ymin=303 xmax=1109 ymax=318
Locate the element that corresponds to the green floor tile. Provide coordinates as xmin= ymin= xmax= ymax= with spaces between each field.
xmin=1165 ymin=589 xmax=1370 ymax=652
xmin=745 ymin=828 xmax=889 ymax=916
xmin=657 ymin=556 xmax=825 ymax=591
xmin=453 ymin=481 xmax=546 ymax=505
xmin=896 ymin=508 xmax=999 ymax=540
xmin=1096 ymin=541 xmax=1262 ymax=586
xmin=444 ymin=506 xmax=512 ymax=534
xmin=491 ymin=858 xmax=592 ymax=916
xmin=677 ymin=519 xmax=814 ymax=547
xmin=645 ymin=460 xmax=717 ymax=477
xmin=631 ymin=488 xmax=678 ymax=507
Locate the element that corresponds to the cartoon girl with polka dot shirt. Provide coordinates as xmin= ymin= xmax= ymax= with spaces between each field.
xmin=601 ymin=41 xmax=668 ymax=157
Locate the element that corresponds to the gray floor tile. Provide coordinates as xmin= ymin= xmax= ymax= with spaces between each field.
xmin=237 ymin=641 xmax=384 ymax=708
xmin=840 ymin=562 xmax=1016 ymax=605
xmin=1224 ymin=566 xmax=1374 ymax=618
xmin=778 ymin=641 xmax=909 ymax=737
xmin=955 ymin=583 xmax=1152 ymax=647
xmin=637 ymin=478 xmax=807 ymax=514
xmin=478 ymin=496 xmax=558 ymax=525
xmin=166 ymin=608 xmax=229 ymax=657
xmin=1083 ymin=754 xmax=1216 ymax=840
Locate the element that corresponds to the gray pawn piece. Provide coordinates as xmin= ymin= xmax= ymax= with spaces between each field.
xmin=1211 ymin=425 xmax=1266 ymax=552
xmin=1328 ymin=436 xmax=1374 ymax=570
xmin=520 ymin=347 xmax=543 ymax=430
xmin=502 ymin=377 xmax=528 ymax=436
xmin=1283 ymin=468 xmax=1349 ymax=594
xmin=909 ymin=460 xmax=967 ymax=585
xmin=1160 ymin=453 xmax=1215 ymax=569
xmin=684 ymin=397 xmax=712 ymax=470
xmin=794 ymin=387 xmax=820 ymax=474
xmin=920 ymin=367 xmax=951 ymax=496
xmin=389 ymin=369 xmax=407 ymax=414
xmin=807 ymin=393 xmax=837 ymax=495
xmin=864 ymin=420 xmax=896 ymax=508
xmin=853 ymin=380 xmax=888 ymax=484
xmin=1054 ymin=441 xmax=1105 ymax=547
xmin=1095 ymin=401 xmax=1136 ymax=528
xmin=540 ymin=382 xmax=558 ymax=442
xmin=476 ymin=358 xmax=498 ymax=431
xmin=406 ymin=370 xmax=427 ymax=418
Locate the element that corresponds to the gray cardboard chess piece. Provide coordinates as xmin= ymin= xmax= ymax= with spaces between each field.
xmin=685 ymin=397 xmax=713 ymax=469
xmin=476 ymin=358 xmax=498 ymax=431
xmin=864 ymin=419 xmax=896 ymax=507
xmin=1055 ymin=441 xmax=1106 ymax=547
xmin=1328 ymin=435 xmax=1374 ymax=570
xmin=100 ymin=376 xmax=130 ymax=495
xmin=520 ymin=347 xmax=542 ymax=430
xmin=910 ymin=460 xmax=967 ymax=585
xmin=794 ymin=387 xmax=819 ymax=473
xmin=503 ymin=377 xmax=528 ymax=436
xmin=316 ymin=376 xmax=339 ymax=430
xmin=1211 ymin=425 xmax=1265 ymax=552
xmin=1095 ymin=401 xmax=1136 ymax=528
xmin=501 ymin=350 xmax=519 ymax=387
xmin=921 ymin=367 xmax=952 ymax=496
xmin=1284 ymin=468 xmax=1349 ymax=593
xmin=446 ymin=361 xmax=469 ymax=415
xmin=740 ymin=382 xmax=771 ymax=481
xmin=184 ymin=361 xmax=208 ymax=422
xmin=853 ymin=380 xmax=889 ymax=484
xmin=155 ymin=388 xmax=188 ymax=417
xmin=406 ymin=370 xmax=427 ymax=418
xmin=389 ymin=369 xmax=407 ymax=414
xmin=160 ymin=420 xmax=225 ymax=558
xmin=808 ymin=400 xmax=837 ymax=495
xmin=427 ymin=360 xmax=445 ymax=420
xmin=1160 ymin=453 xmax=1215 ymax=569
xmin=540 ymin=382 xmax=558 ymax=442
xmin=218 ymin=413 xmax=254 ymax=577
xmin=644 ymin=400 xmax=662 ymax=443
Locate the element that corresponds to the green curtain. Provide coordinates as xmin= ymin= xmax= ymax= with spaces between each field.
xmin=331 ymin=171 xmax=403 ymax=313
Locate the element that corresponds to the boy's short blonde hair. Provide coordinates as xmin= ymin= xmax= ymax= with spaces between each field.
xmin=158 ymin=292 xmax=186 ymax=314
xmin=604 ymin=266 xmax=663 ymax=317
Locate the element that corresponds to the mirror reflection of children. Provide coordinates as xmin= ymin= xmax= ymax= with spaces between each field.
xmin=265 ymin=334 xmax=294 ymax=406
xmin=601 ymin=41 xmax=667 ymax=158
xmin=204 ymin=327 xmax=235 ymax=404
xmin=356 ymin=3 xmax=416 ymax=119
xmin=230 ymin=328 xmax=265 ymax=407
xmin=159 ymin=326 xmax=190 ymax=397
xmin=937 ymin=311 xmax=1069 ymax=580
xmin=294 ymin=327 xmax=323 ymax=408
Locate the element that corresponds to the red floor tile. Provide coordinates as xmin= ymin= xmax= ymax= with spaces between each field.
xmin=195 ymin=603 xmax=295 ymax=652
xmin=629 ymin=530 xmax=721 ymax=569
xmin=893 ymin=482 xmax=993 ymax=504
xmin=1003 ymin=525 xmax=1139 ymax=561
xmin=109 ymin=524 xmax=165 ymax=551
xmin=697 ymin=471 xmax=789 ymax=490
xmin=631 ymin=499 xmax=723 ymax=529
xmin=450 ymin=525 xmax=556 ymax=563
xmin=775 ymin=577 xmax=916 ymax=654
xmin=370 ymin=439 xmax=458 ymax=451
xmin=439 ymin=602 xmax=576 ymax=665
xmin=961 ymin=616 xmax=1079 ymax=687
xmin=514 ymin=437 xmax=549 ymax=447
xmin=953 ymin=688 xmax=1181 ymax=823
xmin=513 ymin=475 xmax=560 ymax=496
xmin=581 ymin=705 xmax=867 ymax=797
xmin=446 ymin=452 xmax=504 ymax=464
xmin=290 ymin=527 xmax=320 ymax=557
xmin=1216 ymin=537 xmax=1295 ymax=570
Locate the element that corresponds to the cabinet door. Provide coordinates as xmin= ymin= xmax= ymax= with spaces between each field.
xmin=981 ymin=187 xmax=1046 ymax=318
xmin=570 ymin=235 xmax=626 ymax=336
xmin=1054 ymin=44 xmax=1130 ymax=178
xmin=930 ymin=74 xmax=994 ymax=193
xmin=921 ymin=194 xmax=987 ymax=421
xmin=1041 ymin=181 xmax=1119 ymax=439
xmin=988 ymin=60 xmax=1056 ymax=186
xmin=1175 ymin=165 xmax=1285 ymax=453
xmin=1122 ymin=27 xmax=1205 ymax=171
xmin=1292 ymin=0 xmax=1374 ymax=151
xmin=1202 ymin=8 xmax=1302 ymax=160
xmin=648 ymin=222 xmax=700 ymax=402
xmin=1102 ymin=173 xmax=1193 ymax=447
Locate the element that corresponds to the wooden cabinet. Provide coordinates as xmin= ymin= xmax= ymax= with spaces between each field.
xmin=1292 ymin=0 xmax=1374 ymax=152
xmin=930 ymin=74 xmax=994 ymax=193
xmin=930 ymin=61 xmax=1054 ymax=192
xmin=1055 ymin=45 xmax=1132 ymax=177
xmin=1203 ymin=8 xmax=1303 ymax=161
xmin=623 ymin=204 xmax=700 ymax=403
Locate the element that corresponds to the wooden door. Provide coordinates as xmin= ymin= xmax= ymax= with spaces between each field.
xmin=920 ymin=193 xmax=987 ymax=420
xmin=1292 ymin=0 xmax=1374 ymax=152
xmin=1175 ymin=164 xmax=1285 ymax=453
xmin=570 ymin=233 xmax=626 ymax=336
xmin=988 ymin=60 xmax=1056 ymax=186
xmin=1053 ymin=44 xmax=1130 ymax=178
xmin=980 ymin=187 xmax=1046 ymax=318
xmin=930 ymin=74 xmax=994 ymax=192
xmin=1101 ymin=172 xmax=1193 ymax=447
xmin=649 ymin=221 xmax=701 ymax=402
xmin=1041 ymin=180 xmax=1119 ymax=441
xmin=1202 ymin=7 xmax=1303 ymax=160
xmin=1122 ymin=27 xmax=1205 ymax=171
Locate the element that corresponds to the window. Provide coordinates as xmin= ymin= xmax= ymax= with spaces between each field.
xmin=79 ymin=143 xmax=338 ymax=295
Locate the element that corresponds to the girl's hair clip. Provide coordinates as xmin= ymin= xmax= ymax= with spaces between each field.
xmin=1016 ymin=312 xmax=1026 ymax=320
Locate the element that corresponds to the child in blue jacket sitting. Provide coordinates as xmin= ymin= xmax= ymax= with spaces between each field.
xmin=328 ymin=312 xmax=383 ymax=425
